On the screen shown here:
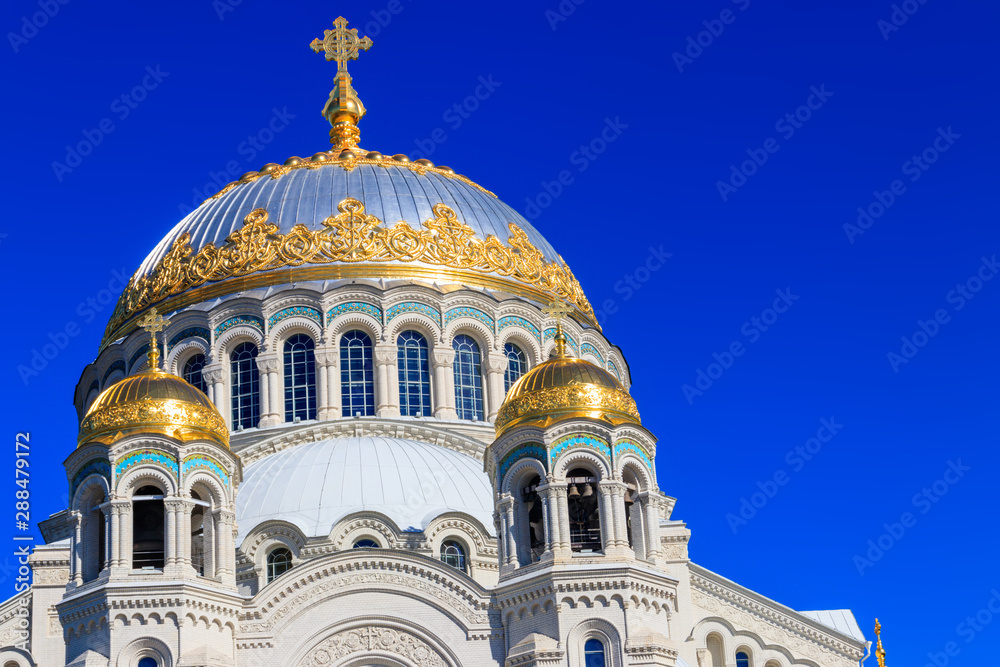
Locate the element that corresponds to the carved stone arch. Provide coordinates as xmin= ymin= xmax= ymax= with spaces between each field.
xmin=424 ymin=513 xmax=491 ymax=551
xmin=501 ymin=456 xmax=547 ymax=496
xmin=268 ymin=317 xmax=323 ymax=352
xmin=167 ymin=337 xmax=210 ymax=376
xmin=290 ymin=616 xmax=461 ymax=667
xmin=327 ymin=311 xmax=382 ymax=345
xmin=332 ymin=512 xmax=403 ymax=550
xmin=183 ymin=470 xmax=227 ymax=508
xmin=117 ymin=466 xmax=177 ymax=497
xmin=497 ymin=327 xmax=541 ymax=368
xmin=115 ymin=635 xmax=172 ymax=667
xmin=384 ymin=311 xmax=440 ymax=344
xmin=0 ymin=646 xmax=36 ymax=667
xmin=546 ymin=420 xmax=615 ymax=447
xmin=567 ymin=617 xmax=624 ymax=667
xmin=618 ymin=455 xmax=654 ymax=492
xmin=444 ymin=320 xmax=493 ymax=352
xmin=71 ymin=474 xmax=110 ymax=512
xmin=553 ymin=449 xmax=610 ymax=481
xmin=242 ymin=520 xmax=307 ymax=571
xmin=216 ymin=326 xmax=264 ymax=359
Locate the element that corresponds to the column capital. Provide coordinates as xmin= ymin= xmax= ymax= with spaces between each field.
xmin=497 ymin=493 xmax=515 ymax=511
xmin=432 ymin=349 xmax=456 ymax=368
xmin=374 ymin=344 xmax=396 ymax=365
xmin=202 ymin=363 xmax=226 ymax=383
xmin=314 ymin=346 xmax=339 ymax=368
xmin=485 ymin=354 xmax=507 ymax=374
xmin=255 ymin=353 xmax=281 ymax=373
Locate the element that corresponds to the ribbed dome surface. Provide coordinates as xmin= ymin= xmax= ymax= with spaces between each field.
xmin=505 ymin=356 xmax=625 ymax=401
xmin=234 ymin=437 xmax=495 ymax=544
xmin=79 ymin=370 xmax=228 ymax=447
xmin=138 ymin=163 xmax=560 ymax=275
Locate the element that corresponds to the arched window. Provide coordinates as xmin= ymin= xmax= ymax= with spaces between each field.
xmin=78 ymin=485 xmax=107 ymax=582
xmin=567 ymin=468 xmax=602 ymax=553
xmin=452 ymin=335 xmax=484 ymax=421
xmin=440 ymin=540 xmax=467 ymax=572
xmin=503 ymin=342 xmax=527 ymax=394
xmin=266 ymin=548 xmax=292 ymax=584
xmin=182 ymin=353 xmax=208 ymax=394
xmin=517 ymin=475 xmax=545 ymax=565
xmin=622 ymin=466 xmax=645 ymax=558
xmin=137 ymin=658 xmax=159 ymax=667
xmin=284 ymin=334 xmax=317 ymax=422
xmin=584 ymin=638 xmax=606 ymax=667
xmin=190 ymin=490 xmax=207 ymax=577
xmin=736 ymin=652 xmax=751 ymax=667
xmin=340 ymin=330 xmax=375 ymax=417
xmin=230 ymin=342 xmax=260 ymax=429
xmin=397 ymin=331 xmax=432 ymax=417
xmin=353 ymin=538 xmax=379 ymax=549
xmin=132 ymin=485 xmax=165 ymax=570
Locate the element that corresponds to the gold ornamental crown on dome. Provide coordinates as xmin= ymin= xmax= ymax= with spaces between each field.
xmin=494 ymin=301 xmax=640 ymax=437
xmin=98 ymin=16 xmax=597 ymax=349
xmin=80 ymin=309 xmax=228 ymax=448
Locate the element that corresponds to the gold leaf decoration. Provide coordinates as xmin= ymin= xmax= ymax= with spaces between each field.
xmin=103 ymin=199 xmax=594 ymax=344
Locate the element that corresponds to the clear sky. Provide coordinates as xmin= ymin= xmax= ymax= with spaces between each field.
xmin=2 ymin=0 xmax=998 ymax=664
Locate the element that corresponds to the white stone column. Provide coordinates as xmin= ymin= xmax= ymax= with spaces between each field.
xmin=498 ymin=495 xmax=517 ymax=572
xmin=101 ymin=505 xmax=113 ymax=572
xmin=485 ymin=354 xmax=507 ymax=422
xmin=69 ymin=511 xmax=82 ymax=585
xmin=556 ymin=486 xmax=571 ymax=552
xmin=164 ymin=500 xmax=177 ymax=567
xmin=642 ymin=493 xmax=662 ymax=562
xmin=537 ymin=483 xmax=561 ymax=559
xmin=375 ymin=344 xmax=400 ymax=417
xmin=432 ymin=349 xmax=457 ymax=420
xmin=256 ymin=354 xmax=281 ymax=427
xmin=327 ymin=360 xmax=341 ymax=417
xmin=598 ymin=482 xmax=616 ymax=553
xmin=315 ymin=347 xmax=338 ymax=419
xmin=203 ymin=364 xmax=228 ymax=428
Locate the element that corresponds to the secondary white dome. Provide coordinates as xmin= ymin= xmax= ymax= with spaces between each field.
xmin=235 ymin=436 xmax=495 ymax=544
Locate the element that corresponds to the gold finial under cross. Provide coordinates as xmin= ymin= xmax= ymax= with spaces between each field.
xmin=543 ymin=299 xmax=575 ymax=359
xmin=309 ymin=17 xmax=373 ymax=150
xmin=310 ymin=16 xmax=373 ymax=73
xmin=874 ymin=619 xmax=886 ymax=667
xmin=137 ymin=307 xmax=168 ymax=371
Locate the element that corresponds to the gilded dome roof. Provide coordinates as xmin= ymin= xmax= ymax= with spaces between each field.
xmin=79 ymin=369 xmax=228 ymax=448
xmin=101 ymin=155 xmax=595 ymax=347
xmin=495 ymin=336 xmax=640 ymax=437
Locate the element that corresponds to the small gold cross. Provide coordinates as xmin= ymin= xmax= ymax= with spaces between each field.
xmin=137 ymin=307 xmax=168 ymax=370
xmin=542 ymin=299 xmax=574 ymax=322
xmin=310 ymin=16 xmax=372 ymax=74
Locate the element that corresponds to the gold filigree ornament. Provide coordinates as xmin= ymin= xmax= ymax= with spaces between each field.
xmin=78 ymin=371 xmax=229 ymax=448
xmin=102 ymin=199 xmax=596 ymax=346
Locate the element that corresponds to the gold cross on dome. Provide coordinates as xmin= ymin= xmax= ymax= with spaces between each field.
xmin=137 ymin=307 xmax=168 ymax=370
xmin=543 ymin=299 xmax=574 ymax=322
xmin=310 ymin=16 xmax=372 ymax=74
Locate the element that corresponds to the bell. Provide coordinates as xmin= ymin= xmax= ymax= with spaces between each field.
xmin=624 ymin=489 xmax=633 ymax=504
xmin=568 ymin=484 xmax=580 ymax=498
xmin=581 ymin=483 xmax=594 ymax=498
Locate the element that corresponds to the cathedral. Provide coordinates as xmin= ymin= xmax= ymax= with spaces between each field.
xmin=0 ymin=17 xmax=871 ymax=667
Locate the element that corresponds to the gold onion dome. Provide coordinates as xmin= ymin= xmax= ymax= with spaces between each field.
xmin=79 ymin=369 xmax=228 ymax=448
xmin=495 ymin=329 xmax=640 ymax=438
xmin=80 ymin=313 xmax=228 ymax=448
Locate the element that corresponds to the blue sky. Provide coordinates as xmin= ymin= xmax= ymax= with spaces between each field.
xmin=2 ymin=0 xmax=998 ymax=663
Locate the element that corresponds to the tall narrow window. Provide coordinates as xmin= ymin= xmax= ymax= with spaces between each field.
xmin=231 ymin=342 xmax=260 ymax=429
xmin=132 ymin=485 xmax=165 ymax=570
xmin=584 ymin=638 xmax=606 ymax=667
xmin=183 ymin=353 xmax=208 ymax=394
xmin=503 ymin=342 xmax=527 ymax=394
xmin=736 ymin=652 xmax=751 ymax=667
xmin=453 ymin=335 xmax=484 ymax=421
xmin=340 ymin=331 xmax=375 ymax=417
xmin=440 ymin=540 xmax=467 ymax=572
xmin=398 ymin=331 xmax=432 ymax=417
xmin=266 ymin=548 xmax=292 ymax=584
xmin=567 ymin=468 xmax=602 ymax=553
xmin=284 ymin=334 xmax=317 ymax=422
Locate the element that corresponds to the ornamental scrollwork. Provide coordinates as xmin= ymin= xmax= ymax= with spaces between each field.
xmin=300 ymin=625 xmax=446 ymax=667
xmin=103 ymin=199 xmax=593 ymax=343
